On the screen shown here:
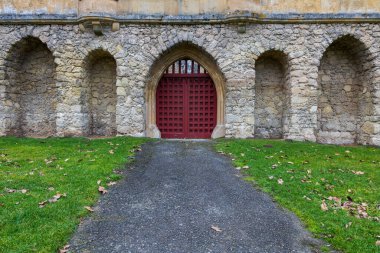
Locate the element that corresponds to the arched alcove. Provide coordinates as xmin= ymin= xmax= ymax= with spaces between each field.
xmin=84 ymin=49 xmax=117 ymax=136
xmin=317 ymin=35 xmax=373 ymax=144
xmin=5 ymin=36 xmax=57 ymax=137
xmin=146 ymin=43 xmax=226 ymax=139
xmin=254 ymin=50 xmax=289 ymax=139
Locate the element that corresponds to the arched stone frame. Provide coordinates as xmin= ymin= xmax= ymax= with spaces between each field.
xmin=315 ymin=33 xmax=378 ymax=145
xmin=3 ymin=35 xmax=58 ymax=137
xmin=58 ymin=42 xmax=123 ymax=137
xmin=254 ymin=49 xmax=290 ymax=139
xmin=82 ymin=48 xmax=118 ymax=136
xmin=145 ymin=43 xmax=227 ymax=139
xmin=251 ymin=43 xmax=301 ymax=141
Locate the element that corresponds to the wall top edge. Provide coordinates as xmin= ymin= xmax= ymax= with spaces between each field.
xmin=1 ymin=12 xmax=380 ymax=24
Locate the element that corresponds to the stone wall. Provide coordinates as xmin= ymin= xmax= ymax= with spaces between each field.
xmin=317 ymin=36 xmax=370 ymax=144
xmin=254 ymin=51 xmax=287 ymax=139
xmin=3 ymin=36 xmax=56 ymax=137
xmin=85 ymin=50 xmax=117 ymax=136
xmin=0 ymin=22 xmax=379 ymax=145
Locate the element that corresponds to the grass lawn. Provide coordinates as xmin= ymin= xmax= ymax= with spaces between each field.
xmin=216 ymin=139 xmax=380 ymax=253
xmin=0 ymin=136 xmax=148 ymax=253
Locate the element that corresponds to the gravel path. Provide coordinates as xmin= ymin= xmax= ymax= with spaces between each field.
xmin=69 ymin=140 xmax=321 ymax=253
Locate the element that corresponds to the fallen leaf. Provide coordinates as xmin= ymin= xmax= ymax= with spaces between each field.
xmin=376 ymin=240 xmax=380 ymax=246
xmin=327 ymin=196 xmax=341 ymax=203
xmin=277 ymin=179 xmax=284 ymax=185
xmin=44 ymin=159 xmax=53 ymax=164
xmin=39 ymin=200 xmax=47 ymax=208
xmin=109 ymin=150 xmax=114 ymax=154
xmin=303 ymin=196 xmax=311 ymax=201
xmin=287 ymin=161 xmax=294 ymax=165
xmin=342 ymin=201 xmax=353 ymax=210
xmin=98 ymin=186 xmax=108 ymax=194
xmin=48 ymin=187 xmax=55 ymax=191
xmin=268 ymin=176 xmax=274 ymax=180
xmin=242 ymin=166 xmax=249 ymax=169
xmin=21 ymin=189 xmax=28 ymax=194
xmin=321 ymin=200 xmax=328 ymax=211
xmin=97 ymin=180 xmax=101 ymax=185
xmin=60 ymin=244 xmax=70 ymax=253
xmin=211 ymin=225 xmax=222 ymax=232
xmin=235 ymin=167 xmax=241 ymax=170
xmin=352 ymin=170 xmax=365 ymax=175
xmin=107 ymin=182 xmax=117 ymax=186
xmin=48 ymin=193 xmax=66 ymax=203
xmin=345 ymin=222 xmax=352 ymax=228
xmin=6 ymin=189 xmax=16 ymax=193
xmin=84 ymin=206 xmax=94 ymax=212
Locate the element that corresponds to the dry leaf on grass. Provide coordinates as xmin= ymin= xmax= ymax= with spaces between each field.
xmin=48 ymin=193 xmax=66 ymax=203
xmin=303 ymin=196 xmax=311 ymax=201
xmin=327 ymin=196 xmax=341 ymax=203
xmin=107 ymin=182 xmax=117 ymax=186
xmin=375 ymin=240 xmax=380 ymax=246
xmin=351 ymin=170 xmax=365 ymax=175
xmin=109 ymin=150 xmax=114 ymax=154
xmin=321 ymin=200 xmax=328 ymax=211
xmin=59 ymin=244 xmax=70 ymax=253
xmin=211 ymin=225 xmax=222 ymax=232
xmin=39 ymin=193 xmax=66 ymax=208
xmin=39 ymin=200 xmax=47 ymax=208
xmin=98 ymin=186 xmax=108 ymax=194
xmin=277 ymin=178 xmax=284 ymax=185
xmin=84 ymin=206 xmax=94 ymax=212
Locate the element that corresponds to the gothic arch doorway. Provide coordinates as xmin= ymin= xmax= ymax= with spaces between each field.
xmin=156 ymin=59 xmax=217 ymax=139
xmin=145 ymin=44 xmax=226 ymax=139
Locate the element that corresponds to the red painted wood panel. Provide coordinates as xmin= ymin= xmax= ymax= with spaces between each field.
xmin=156 ymin=59 xmax=217 ymax=139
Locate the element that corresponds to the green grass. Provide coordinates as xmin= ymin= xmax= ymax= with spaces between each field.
xmin=0 ymin=136 xmax=149 ymax=253
xmin=216 ymin=139 xmax=380 ymax=253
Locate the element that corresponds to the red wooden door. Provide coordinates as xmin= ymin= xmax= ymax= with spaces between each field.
xmin=156 ymin=59 xmax=217 ymax=139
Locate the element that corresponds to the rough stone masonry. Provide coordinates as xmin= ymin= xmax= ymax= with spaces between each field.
xmin=0 ymin=0 xmax=379 ymax=145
